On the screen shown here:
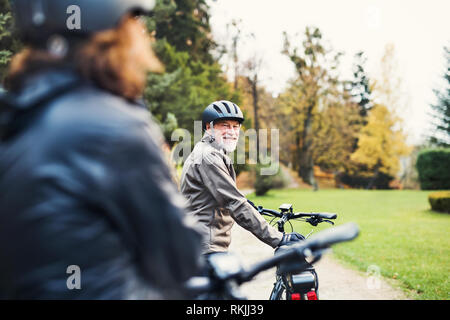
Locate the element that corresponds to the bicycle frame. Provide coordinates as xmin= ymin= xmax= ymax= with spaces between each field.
xmin=252 ymin=202 xmax=337 ymax=300
xmin=270 ymin=268 xmax=319 ymax=300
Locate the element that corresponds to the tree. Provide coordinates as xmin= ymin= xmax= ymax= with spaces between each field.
xmin=281 ymin=27 xmax=341 ymax=189
xmin=333 ymin=51 xmax=376 ymax=187
xmin=350 ymin=104 xmax=411 ymax=189
xmin=144 ymin=0 xmax=241 ymax=144
xmin=152 ymin=0 xmax=216 ymax=64
xmin=275 ymin=81 xmax=303 ymax=166
xmin=242 ymin=55 xmax=264 ymax=152
xmin=373 ymin=43 xmax=405 ymax=113
xmin=223 ymin=19 xmax=244 ymax=91
xmin=0 ymin=0 xmax=22 ymax=84
xmin=215 ymin=20 xmax=265 ymax=154
xmin=312 ymin=100 xmax=363 ymax=174
xmin=428 ymin=46 xmax=450 ymax=147
xmin=348 ymin=51 xmax=373 ymax=118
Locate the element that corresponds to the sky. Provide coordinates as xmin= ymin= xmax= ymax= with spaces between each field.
xmin=207 ymin=0 xmax=450 ymax=145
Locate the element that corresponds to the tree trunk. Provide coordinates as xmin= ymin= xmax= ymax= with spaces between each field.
xmin=249 ymin=75 xmax=260 ymax=153
xmin=298 ymin=103 xmax=318 ymax=190
xmin=366 ymin=163 xmax=381 ymax=189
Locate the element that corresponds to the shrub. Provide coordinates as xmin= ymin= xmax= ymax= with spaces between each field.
xmin=335 ymin=171 xmax=393 ymax=189
xmin=253 ymin=165 xmax=287 ymax=196
xmin=428 ymin=191 xmax=450 ymax=213
xmin=416 ymin=149 xmax=450 ymax=190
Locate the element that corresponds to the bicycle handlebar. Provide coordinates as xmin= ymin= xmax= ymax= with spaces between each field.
xmin=293 ymin=212 xmax=337 ymax=220
xmin=260 ymin=208 xmax=282 ymax=217
xmin=239 ymin=222 xmax=359 ymax=282
xmin=184 ymin=222 xmax=360 ymax=296
xmin=248 ymin=200 xmax=337 ymax=221
xmin=259 ymin=208 xmax=337 ymax=221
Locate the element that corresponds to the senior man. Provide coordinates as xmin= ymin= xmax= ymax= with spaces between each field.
xmin=180 ymin=100 xmax=303 ymax=255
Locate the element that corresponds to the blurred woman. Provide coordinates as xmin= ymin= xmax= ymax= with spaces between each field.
xmin=0 ymin=0 xmax=202 ymax=299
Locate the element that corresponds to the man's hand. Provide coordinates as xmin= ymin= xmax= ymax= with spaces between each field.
xmin=278 ymin=232 xmax=305 ymax=246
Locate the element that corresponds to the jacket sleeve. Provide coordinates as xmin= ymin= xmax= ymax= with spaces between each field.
xmin=198 ymin=151 xmax=283 ymax=248
xmin=105 ymin=119 xmax=204 ymax=295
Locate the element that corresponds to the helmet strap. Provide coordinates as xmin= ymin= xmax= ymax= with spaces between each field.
xmin=208 ymin=120 xmax=215 ymax=142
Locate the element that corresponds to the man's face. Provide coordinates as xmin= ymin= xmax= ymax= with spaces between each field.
xmin=207 ymin=119 xmax=241 ymax=153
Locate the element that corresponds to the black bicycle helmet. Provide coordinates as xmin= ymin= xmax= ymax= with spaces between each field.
xmin=202 ymin=100 xmax=244 ymax=130
xmin=11 ymin=0 xmax=156 ymax=44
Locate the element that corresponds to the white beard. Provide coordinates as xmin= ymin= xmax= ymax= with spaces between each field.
xmin=218 ymin=136 xmax=238 ymax=153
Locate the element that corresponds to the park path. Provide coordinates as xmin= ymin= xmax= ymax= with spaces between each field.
xmin=232 ymin=187 xmax=410 ymax=300
xmin=229 ymin=224 xmax=409 ymax=300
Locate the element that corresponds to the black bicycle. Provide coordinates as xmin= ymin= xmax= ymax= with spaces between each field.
xmin=184 ymin=221 xmax=359 ymax=300
xmin=250 ymin=201 xmax=338 ymax=300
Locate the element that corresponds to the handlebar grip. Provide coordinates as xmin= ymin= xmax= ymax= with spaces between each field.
xmin=305 ymin=222 xmax=359 ymax=250
xmin=317 ymin=212 xmax=337 ymax=219
xmin=183 ymin=277 xmax=213 ymax=296
xmin=262 ymin=208 xmax=282 ymax=217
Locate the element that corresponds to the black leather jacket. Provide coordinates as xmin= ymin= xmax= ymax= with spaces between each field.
xmin=0 ymin=69 xmax=202 ymax=299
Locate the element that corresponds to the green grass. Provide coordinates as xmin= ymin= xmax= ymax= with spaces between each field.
xmin=247 ymin=188 xmax=450 ymax=300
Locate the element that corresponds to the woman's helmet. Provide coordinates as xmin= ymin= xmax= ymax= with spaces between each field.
xmin=202 ymin=100 xmax=244 ymax=130
xmin=11 ymin=0 xmax=156 ymax=44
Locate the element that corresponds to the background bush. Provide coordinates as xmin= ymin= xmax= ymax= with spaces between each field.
xmin=253 ymin=165 xmax=287 ymax=196
xmin=428 ymin=191 xmax=450 ymax=213
xmin=416 ymin=148 xmax=450 ymax=190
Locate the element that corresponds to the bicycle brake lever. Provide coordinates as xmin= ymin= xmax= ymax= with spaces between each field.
xmin=323 ymin=219 xmax=335 ymax=225
xmin=306 ymin=217 xmax=320 ymax=226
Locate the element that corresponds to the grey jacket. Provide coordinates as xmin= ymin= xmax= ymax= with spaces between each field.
xmin=180 ymin=134 xmax=283 ymax=254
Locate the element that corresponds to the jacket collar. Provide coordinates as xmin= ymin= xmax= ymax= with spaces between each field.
xmin=0 ymin=68 xmax=82 ymax=111
xmin=0 ymin=68 xmax=83 ymax=141
xmin=200 ymin=132 xmax=235 ymax=176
